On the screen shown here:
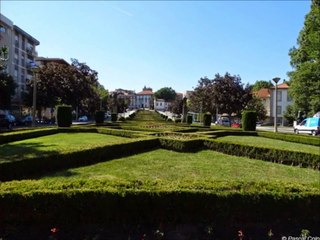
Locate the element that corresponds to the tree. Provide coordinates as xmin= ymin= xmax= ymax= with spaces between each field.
xmin=244 ymin=95 xmax=267 ymax=121
xmin=154 ymin=87 xmax=176 ymax=101
xmin=288 ymin=0 xmax=320 ymax=116
xmin=188 ymin=77 xmax=214 ymax=113
xmin=24 ymin=59 xmax=101 ymax=117
xmin=252 ymin=80 xmax=273 ymax=92
xmin=0 ymin=73 xmax=16 ymax=109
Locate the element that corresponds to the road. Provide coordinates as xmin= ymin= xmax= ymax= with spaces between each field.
xmin=257 ymin=126 xmax=296 ymax=134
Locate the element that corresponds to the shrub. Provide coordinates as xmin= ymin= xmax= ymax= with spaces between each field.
xmin=187 ymin=115 xmax=193 ymax=124
xmin=203 ymin=113 xmax=211 ymax=127
xmin=95 ymin=111 xmax=105 ymax=124
xmin=167 ymin=118 xmax=172 ymax=122
xmin=56 ymin=105 xmax=72 ymax=127
xmin=111 ymin=113 xmax=117 ymax=122
xmin=242 ymin=110 xmax=257 ymax=131
xmin=174 ymin=118 xmax=182 ymax=123
xmin=258 ymin=131 xmax=320 ymax=146
xmin=118 ymin=116 xmax=125 ymax=121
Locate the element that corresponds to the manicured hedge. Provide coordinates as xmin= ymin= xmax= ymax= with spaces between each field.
xmin=258 ymin=131 xmax=320 ymax=147
xmin=111 ymin=113 xmax=117 ymax=122
xmin=0 ymin=138 xmax=159 ymax=181
xmin=56 ymin=105 xmax=72 ymax=127
xmin=187 ymin=115 xmax=193 ymax=124
xmin=95 ymin=111 xmax=105 ymax=124
xmin=204 ymin=139 xmax=320 ymax=170
xmin=159 ymin=138 xmax=204 ymax=152
xmin=0 ymin=184 xmax=319 ymax=237
xmin=203 ymin=113 xmax=211 ymax=127
xmin=0 ymin=128 xmax=58 ymax=145
xmin=242 ymin=110 xmax=257 ymax=131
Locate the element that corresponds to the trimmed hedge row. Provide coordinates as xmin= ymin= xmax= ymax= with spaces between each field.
xmin=1 ymin=187 xmax=319 ymax=236
xmin=204 ymin=139 xmax=320 ymax=170
xmin=258 ymin=131 xmax=320 ymax=146
xmin=0 ymin=138 xmax=159 ymax=181
xmin=0 ymin=128 xmax=58 ymax=145
xmin=159 ymin=138 xmax=204 ymax=152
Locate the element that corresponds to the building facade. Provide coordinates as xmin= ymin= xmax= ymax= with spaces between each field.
xmin=136 ymin=86 xmax=153 ymax=109
xmin=0 ymin=13 xmax=40 ymax=111
xmin=270 ymin=82 xmax=293 ymax=125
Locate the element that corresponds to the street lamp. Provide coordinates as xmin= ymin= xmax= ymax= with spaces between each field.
xmin=272 ymin=77 xmax=281 ymax=132
xmin=30 ymin=61 xmax=39 ymax=127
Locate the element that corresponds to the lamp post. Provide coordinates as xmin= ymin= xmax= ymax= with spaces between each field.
xmin=272 ymin=77 xmax=280 ymax=132
xmin=30 ymin=61 xmax=39 ymax=127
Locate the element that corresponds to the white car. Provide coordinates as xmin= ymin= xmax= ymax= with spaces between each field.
xmin=78 ymin=116 xmax=88 ymax=122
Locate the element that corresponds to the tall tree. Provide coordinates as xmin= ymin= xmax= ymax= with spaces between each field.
xmin=288 ymin=0 xmax=320 ymax=116
xmin=189 ymin=73 xmax=252 ymax=116
xmin=154 ymin=87 xmax=176 ymax=101
xmin=252 ymin=80 xmax=273 ymax=92
xmin=0 ymin=73 xmax=16 ymax=109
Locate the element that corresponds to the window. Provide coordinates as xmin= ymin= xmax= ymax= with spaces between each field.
xmin=14 ymin=69 xmax=18 ymax=78
xmin=277 ymin=91 xmax=282 ymax=101
xmin=276 ymin=106 xmax=282 ymax=116
xmin=287 ymin=93 xmax=292 ymax=102
xmin=15 ymin=35 xmax=19 ymax=47
xmin=0 ymin=25 xmax=6 ymax=33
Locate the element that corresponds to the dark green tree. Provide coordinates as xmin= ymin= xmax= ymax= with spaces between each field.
xmin=288 ymin=0 xmax=320 ymax=116
xmin=252 ymin=80 xmax=273 ymax=91
xmin=188 ymin=77 xmax=214 ymax=113
xmin=0 ymin=73 xmax=16 ymax=109
xmin=244 ymin=95 xmax=267 ymax=121
xmin=154 ymin=87 xmax=176 ymax=101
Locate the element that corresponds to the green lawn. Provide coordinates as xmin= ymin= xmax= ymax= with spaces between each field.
xmin=23 ymin=149 xmax=318 ymax=194
xmin=0 ymin=133 xmax=132 ymax=163
xmin=216 ymin=135 xmax=320 ymax=155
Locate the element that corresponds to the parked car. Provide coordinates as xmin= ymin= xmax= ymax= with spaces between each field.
xmin=21 ymin=115 xmax=33 ymax=126
xmin=216 ymin=117 xmax=231 ymax=127
xmin=78 ymin=115 xmax=88 ymax=122
xmin=0 ymin=113 xmax=15 ymax=130
xmin=294 ymin=117 xmax=320 ymax=136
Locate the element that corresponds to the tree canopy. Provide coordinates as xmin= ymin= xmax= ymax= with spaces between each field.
xmin=25 ymin=59 xmax=102 ymax=115
xmin=0 ymin=73 xmax=16 ymax=109
xmin=252 ymin=80 xmax=273 ymax=92
xmin=189 ymin=73 xmax=252 ymax=116
xmin=154 ymin=87 xmax=176 ymax=101
xmin=288 ymin=0 xmax=320 ymax=116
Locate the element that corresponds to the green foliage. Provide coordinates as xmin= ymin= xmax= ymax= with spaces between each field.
xmin=189 ymin=73 xmax=252 ymax=116
xmin=203 ymin=113 xmax=212 ymax=127
xmin=118 ymin=116 xmax=125 ymax=121
xmin=0 ymin=73 xmax=16 ymax=109
xmin=154 ymin=87 xmax=176 ymax=101
xmin=204 ymin=139 xmax=319 ymax=169
xmin=288 ymin=0 xmax=320 ymax=116
xmin=257 ymin=131 xmax=320 ymax=146
xmin=242 ymin=110 xmax=257 ymax=131
xmin=187 ymin=115 xmax=193 ymax=124
xmin=95 ymin=111 xmax=105 ymax=124
xmin=252 ymin=80 xmax=273 ymax=91
xmin=245 ymin=96 xmax=267 ymax=121
xmin=159 ymin=138 xmax=204 ymax=152
xmin=56 ymin=105 xmax=72 ymax=127
xmin=111 ymin=113 xmax=117 ymax=122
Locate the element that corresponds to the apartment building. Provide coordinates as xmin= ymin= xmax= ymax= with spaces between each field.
xmin=0 ymin=13 xmax=40 ymax=111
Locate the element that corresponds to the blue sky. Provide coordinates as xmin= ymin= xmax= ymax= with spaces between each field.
xmin=1 ymin=1 xmax=310 ymax=93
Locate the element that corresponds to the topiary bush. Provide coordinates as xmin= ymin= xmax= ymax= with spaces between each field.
xmin=242 ymin=110 xmax=257 ymax=131
xmin=56 ymin=105 xmax=72 ymax=127
xmin=95 ymin=111 xmax=105 ymax=124
xmin=111 ymin=113 xmax=117 ymax=122
xmin=118 ymin=116 xmax=125 ymax=121
xmin=203 ymin=113 xmax=212 ymax=127
xmin=187 ymin=115 xmax=193 ymax=124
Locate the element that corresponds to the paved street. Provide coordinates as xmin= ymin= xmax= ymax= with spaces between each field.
xmin=257 ymin=126 xmax=295 ymax=134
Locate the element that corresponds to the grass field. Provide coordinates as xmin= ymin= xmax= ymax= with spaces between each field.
xmin=30 ymin=149 xmax=319 ymax=193
xmin=216 ymin=135 xmax=320 ymax=155
xmin=0 ymin=133 xmax=132 ymax=163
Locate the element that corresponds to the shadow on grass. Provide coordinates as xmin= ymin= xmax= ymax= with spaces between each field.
xmin=0 ymin=142 xmax=60 ymax=163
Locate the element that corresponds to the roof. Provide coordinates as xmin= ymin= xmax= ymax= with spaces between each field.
xmin=271 ymin=82 xmax=289 ymax=89
xmin=137 ymin=90 xmax=153 ymax=95
xmin=255 ymin=88 xmax=270 ymax=98
xmin=36 ymin=57 xmax=69 ymax=66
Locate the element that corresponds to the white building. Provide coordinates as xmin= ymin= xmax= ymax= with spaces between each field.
xmin=135 ymin=86 xmax=153 ymax=109
xmin=0 ymin=13 xmax=40 ymax=111
xmin=270 ymin=82 xmax=293 ymax=125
